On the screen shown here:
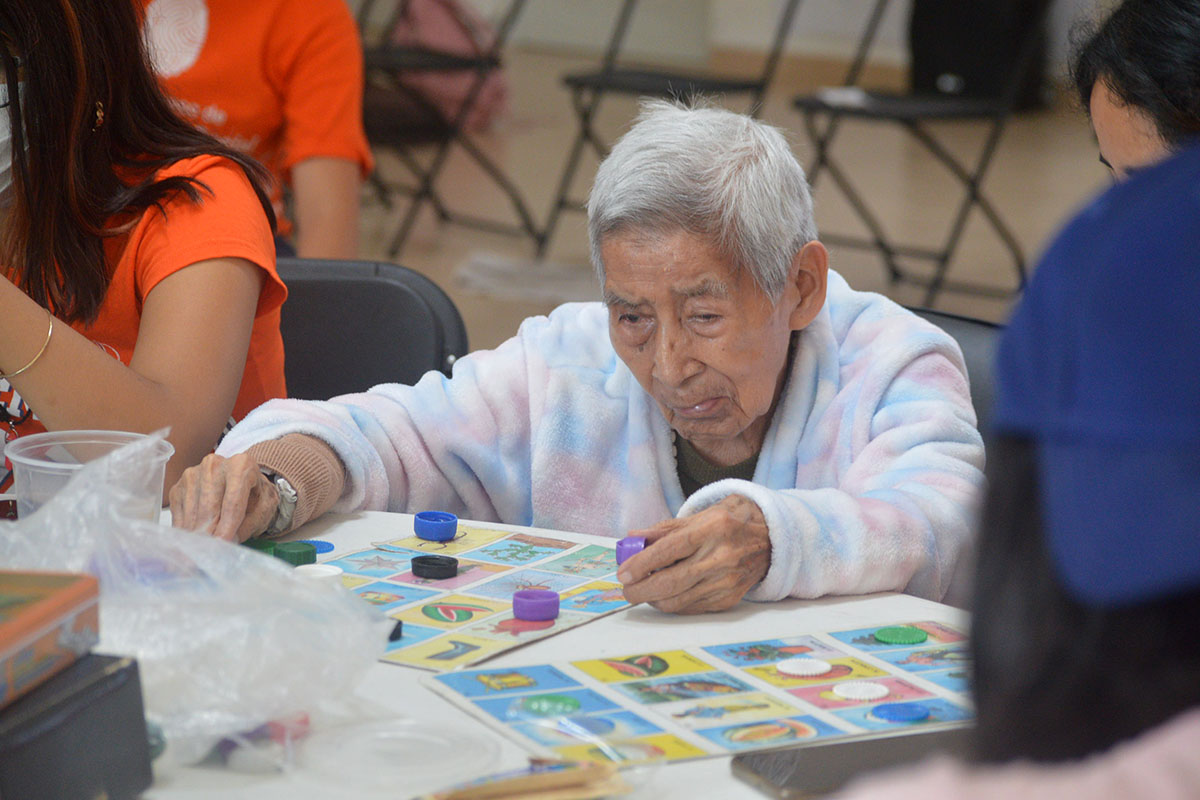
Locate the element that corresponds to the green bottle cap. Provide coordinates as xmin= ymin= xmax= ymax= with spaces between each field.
xmin=874 ymin=625 xmax=928 ymax=645
xmin=242 ymin=538 xmax=276 ymax=556
xmin=274 ymin=541 xmax=317 ymax=566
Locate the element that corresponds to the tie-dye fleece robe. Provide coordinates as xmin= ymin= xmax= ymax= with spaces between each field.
xmin=218 ymin=271 xmax=984 ymax=602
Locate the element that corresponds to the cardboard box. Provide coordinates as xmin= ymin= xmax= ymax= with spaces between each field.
xmin=0 ymin=654 xmax=153 ymax=800
xmin=0 ymin=571 xmax=100 ymax=708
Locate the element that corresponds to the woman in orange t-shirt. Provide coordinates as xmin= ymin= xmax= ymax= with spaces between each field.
xmin=140 ymin=0 xmax=374 ymax=259
xmin=0 ymin=0 xmax=286 ymax=496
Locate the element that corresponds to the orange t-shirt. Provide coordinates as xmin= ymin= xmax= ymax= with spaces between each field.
xmin=0 ymin=155 xmax=286 ymax=485
xmin=140 ymin=0 xmax=374 ymax=237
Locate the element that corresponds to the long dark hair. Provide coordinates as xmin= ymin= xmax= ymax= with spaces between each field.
xmin=970 ymin=434 xmax=1200 ymax=763
xmin=0 ymin=0 xmax=275 ymax=325
xmin=1072 ymin=0 xmax=1200 ymax=148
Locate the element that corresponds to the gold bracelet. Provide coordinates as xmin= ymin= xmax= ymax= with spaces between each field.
xmin=0 ymin=308 xmax=54 ymax=380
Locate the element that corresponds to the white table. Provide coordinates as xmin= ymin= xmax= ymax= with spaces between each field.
xmin=147 ymin=511 xmax=967 ymax=800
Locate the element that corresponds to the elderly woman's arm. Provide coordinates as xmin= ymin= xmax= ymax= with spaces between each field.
xmin=678 ymin=349 xmax=984 ymax=603
xmin=172 ymin=312 xmax=550 ymax=539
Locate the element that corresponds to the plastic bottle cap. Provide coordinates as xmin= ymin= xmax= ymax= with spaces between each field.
xmin=414 ymin=511 xmax=459 ymax=542
xmin=411 ymin=555 xmax=458 ymax=579
xmin=874 ymin=625 xmax=928 ymax=645
xmin=242 ymin=538 xmax=276 ymax=556
xmin=296 ymin=539 xmax=335 ymax=554
xmin=615 ymin=536 xmax=646 ymax=566
xmin=776 ymin=657 xmax=833 ymax=678
xmin=832 ymin=681 xmax=890 ymax=701
xmin=294 ymin=563 xmax=344 ymax=585
xmin=512 ymin=589 xmax=559 ymax=621
xmin=870 ymin=702 xmax=931 ymax=723
xmin=274 ymin=541 xmax=317 ymax=566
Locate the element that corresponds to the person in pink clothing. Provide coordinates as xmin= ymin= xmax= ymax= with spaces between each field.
xmin=833 ymin=143 xmax=1200 ymax=799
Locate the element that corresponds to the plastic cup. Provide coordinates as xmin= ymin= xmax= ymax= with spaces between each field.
xmin=6 ymin=430 xmax=174 ymax=520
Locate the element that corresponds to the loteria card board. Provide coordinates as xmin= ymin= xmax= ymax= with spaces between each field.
xmin=425 ymin=620 xmax=973 ymax=763
xmin=323 ymin=524 xmax=630 ymax=671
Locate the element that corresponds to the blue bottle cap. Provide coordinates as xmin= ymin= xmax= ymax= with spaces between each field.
xmin=414 ymin=511 xmax=458 ymax=542
xmin=871 ymin=702 xmax=932 ymax=723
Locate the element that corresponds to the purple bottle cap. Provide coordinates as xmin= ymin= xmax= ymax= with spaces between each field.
xmin=413 ymin=510 xmax=458 ymax=542
xmin=512 ymin=589 xmax=560 ymax=621
xmin=615 ymin=536 xmax=646 ymax=566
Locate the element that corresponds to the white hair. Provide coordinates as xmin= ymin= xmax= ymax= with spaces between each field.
xmin=587 ymin=99 xmax=817 ymax=301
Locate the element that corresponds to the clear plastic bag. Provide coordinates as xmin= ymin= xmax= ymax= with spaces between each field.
xmin=0 ymin=433 xmax=389 ymax=766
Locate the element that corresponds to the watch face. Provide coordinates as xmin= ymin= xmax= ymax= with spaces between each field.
xmin=262 ymin=471 xmax=298 ymax=537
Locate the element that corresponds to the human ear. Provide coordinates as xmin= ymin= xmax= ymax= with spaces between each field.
xmin=786 ymin=241 xmax=828 ymax=330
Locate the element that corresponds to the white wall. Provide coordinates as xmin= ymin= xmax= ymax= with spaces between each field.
xmin=368 ymin=0 xmax=1112 ymax=77
xmin=711 ymin=0 xmax=1109 ymax=72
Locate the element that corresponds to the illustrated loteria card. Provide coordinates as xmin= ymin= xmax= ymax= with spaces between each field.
xmin=660 ymin=692 xmax=803 ymax=730
xmin=536 ymin=545 xmax=620 ymax=578
xmin=383 ymin=526 xmax=508 ymax=555
xmin=390 ymin=558 xmax=511 ymax=590
xmin=573 ymin=650 xmax=719 ymax=683
xmin=434 ymin=664 xmax=580 ymax=698
xmin=615 ymin=670 xmax=755 ymax=704
xmin=919 ymin=668 xmax=972 ymax=694
xmin=554 ymin=733 xmax=708 ymax=764
xmin=831 ymin=621 xmax=968 ymax=651
xmin=511 ymin=710 xmax=663 ymax=747
xmin=338 ymin=574 xmax=371 ymax=589
xmin=745 ymin=656 xmax=888 ymax=688
xmin=464 ymin=568 xmax=590 ymax=600
xmin=702 ymin=635 xmax=845 ymax=667
xmin=873 ymin=644 xmax=971 ymax=672
xmin=788 ymin=677 xmax=934 ymax=710
xmin=383 ymin=622 xmax=442 ymax=652
xmin=559 ymin=581 xmax=628 ymax=614
xmin=475 ymin=688 xmax=621 ymax=722
xmin=386 ymin=634 xmax=510 ymax=669
xmin=393 ymin=594 xmax=510 ymax=630
xmin=458 ymin=610 xmax=592 ymax=643
xmin=328 ymin=549 xmax=424 ymax=578
xmin=348 ymin=581 xmax=439 ymax=612
xmin=695 ymin=715 xmax=845 ymax=751
xmin=463 ymin=534 xmax=577 ymax=566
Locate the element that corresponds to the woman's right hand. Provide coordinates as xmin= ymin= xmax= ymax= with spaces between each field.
xmin=169 ymin=452 xmax=279 ymax=542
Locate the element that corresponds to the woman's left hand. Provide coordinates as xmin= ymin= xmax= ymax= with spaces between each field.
xmin=617 ymin=494 xmax=771 ymax=614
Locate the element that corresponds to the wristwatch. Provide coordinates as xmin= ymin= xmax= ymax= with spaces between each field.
xmin=260 ymin=468 xmax=298 ymax=538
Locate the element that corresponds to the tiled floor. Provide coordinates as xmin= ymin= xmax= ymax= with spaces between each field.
xmin=360 ymin=48 xmax=1108 ymax=351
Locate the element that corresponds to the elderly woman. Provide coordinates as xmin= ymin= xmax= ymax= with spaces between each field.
xmin=171 ymin=101 xmax=984 ymax=614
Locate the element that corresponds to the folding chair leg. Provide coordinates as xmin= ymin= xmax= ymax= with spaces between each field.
xmin=537 ymin=87 xmax=611 ymax=258
xmin=804 ymin=0 xmax=890 ymax=188
xmin=907 ymin=119 xmax=1026 ymax=303
xmin=802 ymin=112 xmax=904 ymax=282
xmin=457 ymin=136 xmax=542 ymax=240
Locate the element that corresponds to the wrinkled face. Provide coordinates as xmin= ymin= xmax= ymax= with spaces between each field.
xmin=602 ymin=229 xmax=806 ymax=465
xmin=1090 ymin=80 xmax=1170 ymax=180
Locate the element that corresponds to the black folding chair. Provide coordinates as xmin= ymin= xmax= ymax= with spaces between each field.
xmin=794 ymin=0 xmax=1054 ymax=305
xmin=535 ymin=0 xmax=806 ymax=257
xmin=276 ymin=258 xmax=468 ymax=399
xmin=357 ymin=0 xmax=538 ymax=258
xmin=907 ymin=307 xmax=1000 ymax=435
